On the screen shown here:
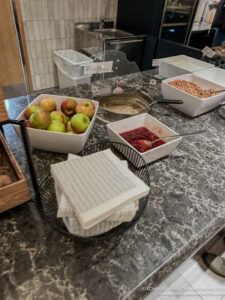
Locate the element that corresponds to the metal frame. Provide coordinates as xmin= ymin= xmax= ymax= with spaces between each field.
xmin=159 ymin=0 xmax=200 ymax=45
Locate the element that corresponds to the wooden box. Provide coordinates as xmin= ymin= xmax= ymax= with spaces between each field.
xmin=0 ymin=131 xmax=30 ymax=212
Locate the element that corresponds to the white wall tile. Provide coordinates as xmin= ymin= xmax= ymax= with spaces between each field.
xmin=27 ymin=21 xmax=35 ymax=41
xmin=40 ymin=74 xmax=46 ymax=89
xmin=30 ymin=40 xmax=37 ymax=59
xmin=53 ymin=0 xmax=59 ymax=19
xmin=36 ymin=40 xmax=42 ymax=58
xmin=64 ymin=0 xmax=70 ymax=19
xmin=38 ymin=21 xmax=45 ymax=40
xmin=69 ymin=20 xmax=75 ymax=38
xmin=30 ymin=0 xmax=37 ymax=20
xmin=54 ymin=20 xmax=60 ymax=39
xmin=51 ymin=40 xmax=57 ymax=52
xmin=78 ymin=0 xmax=84 ymax=20
xmin=83 ymin=0 xmax=88 ymax=20
xmin=33 ymin=21 xmax=40 ymax=40
xmin=46 ymin=40 xmax=53 ymax=57
xmin=32 ymin=59 xmax=39 ymax=75
xmin=20 ymin=0 xmax=26 ymax=20
xmin=23 ymin=0 xmax=32 ymax=21
xmin=74 ymin=0 xmax=79 ymax=20
xmin=44 ymin=74 xmax=51 ymax=88
xmin=70 ymin=38 xmax=75 ymax=49
xmin=29 ymin=59 xmax=34 ymax=76
xmin=40 ymin=40 xmax=48 ymax=58
xmin=65 ymin=20 xmax=71 ymax=39
xmin=60 ymin=20 xmax=66 ymax=39
xmin=68 ymin=0 xmax=74 ymax=19
xmin=42 ymin=0 xmax=49 ymax=20
xmin=65 ymin=38 xmax=71 ymax=49
xmin=47 ymin=0 xmax=54 ymax=20
xmin=96 ymin=0 xmax=101 ymax=20
xmin=43 ymin=58 xmax=49 ymax=74
xmin=38 ymin=58 xmax=44 ymax=74
xmin=34 ymin=75 xmax=41 ymax=90
xmin=44 ymin=20 xmax=51 ymax=39
xmin=48 ymin=58 xmax=54 ymax=73
xmin=36 ymin=1 xmax=44 ymax=20
xmin=59 ymin=0 xmax=65 ymax=19
xmin=50 ymin=20 xmax=56 ymax=39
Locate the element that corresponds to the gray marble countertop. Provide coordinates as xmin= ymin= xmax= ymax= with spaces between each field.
xmin=1 ymin=70 xmax=225 ymax=300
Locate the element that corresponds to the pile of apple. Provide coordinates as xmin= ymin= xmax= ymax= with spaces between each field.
xmin=24 ymin=98 xmax=95 ymax=134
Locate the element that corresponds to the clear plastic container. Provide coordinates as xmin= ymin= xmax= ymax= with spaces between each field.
xmin=54 ymin=49 xmax=93 ymax=88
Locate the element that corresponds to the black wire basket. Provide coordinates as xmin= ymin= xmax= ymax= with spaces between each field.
xmin=38 ymin=142 xmax=150 ymax=242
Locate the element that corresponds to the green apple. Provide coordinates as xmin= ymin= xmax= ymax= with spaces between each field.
xmin=70 ymin=113 xmax=90 ymax=134
xmin=64 ymin=115 xmax=70 ymax=126
xmin=24 ymin=105 xmax=43 ymax=119
xmin=47 ymin=120 xmax=66 ymax=133
xmin=50 ymin=111 xmax=65 ymax=123
xmin=66 ymin=121 xmax=75 ymax=133
xmin=29 ymin=110 xmax=50 ymax=129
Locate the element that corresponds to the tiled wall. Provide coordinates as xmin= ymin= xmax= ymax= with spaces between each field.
xmin=19 ymin=0 xmax=118 ymax=91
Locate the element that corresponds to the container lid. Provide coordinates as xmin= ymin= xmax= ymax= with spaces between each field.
xmin=54 ymin=49 xmax=93 ymax=65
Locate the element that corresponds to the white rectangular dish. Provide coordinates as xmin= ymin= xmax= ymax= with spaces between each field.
xmin=15 ymin=94 xmax=99 ymax=154
xmin=159 ymin=55 xmax=214 ymax=79
xmin=107 ymin=113 xmax=182 ymax=166
xmin=194 ymin=67 xmax=225 ymax=87
xmin=161 ymin=74 xmax=225 ymax=117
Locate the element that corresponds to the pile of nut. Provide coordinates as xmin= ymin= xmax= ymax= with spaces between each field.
xmin=168 ymin=80 xmax=222 ymax=99
xmin=0 ymin=150 xmax=12 ymax=188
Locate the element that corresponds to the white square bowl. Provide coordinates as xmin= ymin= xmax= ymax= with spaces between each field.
xmin=14 ymin=94 xmax=99 ymax=154
xmin=159 ymin=55 xmax=214 ymax=79
xmin=194 ymin=67 xmax=225 ymax=87
xmin=161 ymin=74 xmax=225 ymax=117
xmin=107 ymin=113 xmax=182 ymax=166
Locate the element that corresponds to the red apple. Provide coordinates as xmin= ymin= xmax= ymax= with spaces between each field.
xmin=40 ymin=98 xmax=56 ymax=113
xmin=24 ymin=105 xmax=43 ymax=119
xmin=76 ymin=100 xmax=95 ymax=119
xmin=70 ymin=113 xmax=90 ymax=134
xmin=61 ymin=99 xmax=77 ymax=117
xmin=25 ymin=120 xmax=32 ymax=128
xmin=29 ymin=110 xmax=50 ymax=130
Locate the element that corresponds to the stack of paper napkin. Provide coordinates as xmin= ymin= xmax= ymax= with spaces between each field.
xmin=51 ymin=149 xmax=149 ymax=237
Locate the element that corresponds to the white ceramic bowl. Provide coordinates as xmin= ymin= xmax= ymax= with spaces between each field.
xmin=161 ymin=74 xmax=225 ymax=117
xmin=159 ymin=55 xmax=214 ymax=79
xmin=107 ymin=113 xmax=181 ymax=166
xmin=15 ymin=94 xmax=99 ymax=154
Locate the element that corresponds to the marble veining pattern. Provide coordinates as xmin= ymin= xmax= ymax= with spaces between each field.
xmin=0 ymin=70 xmax=225 ymax=300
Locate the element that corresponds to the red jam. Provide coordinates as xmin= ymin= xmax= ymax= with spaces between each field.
xmin=120 ymin=127 xmax=165 ymax=153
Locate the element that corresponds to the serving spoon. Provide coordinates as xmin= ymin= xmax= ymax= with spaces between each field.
xmin=141 ymin=129 xmax=206 ymax=148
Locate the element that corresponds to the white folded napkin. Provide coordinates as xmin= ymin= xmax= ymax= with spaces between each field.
xmin=54 ymin=182 xmax=123 ymax=237
xmin=51 ymin=149 xmax=149 ymax=229
xmin=56 ymin=153 xmax=139 ymax=222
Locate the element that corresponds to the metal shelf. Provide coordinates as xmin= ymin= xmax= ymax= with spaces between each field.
xmin=167 ymin=5 xmax=192 ymax=10
xmin=162 ymin=22 xmax=188 ymax=27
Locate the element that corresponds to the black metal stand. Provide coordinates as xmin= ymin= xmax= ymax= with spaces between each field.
xmin=0 ymin=119 xmax=40 ymax=203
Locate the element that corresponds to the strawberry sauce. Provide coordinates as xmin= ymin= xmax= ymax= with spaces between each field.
xmin=120 ymin=127 xmax=165 ymax=153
